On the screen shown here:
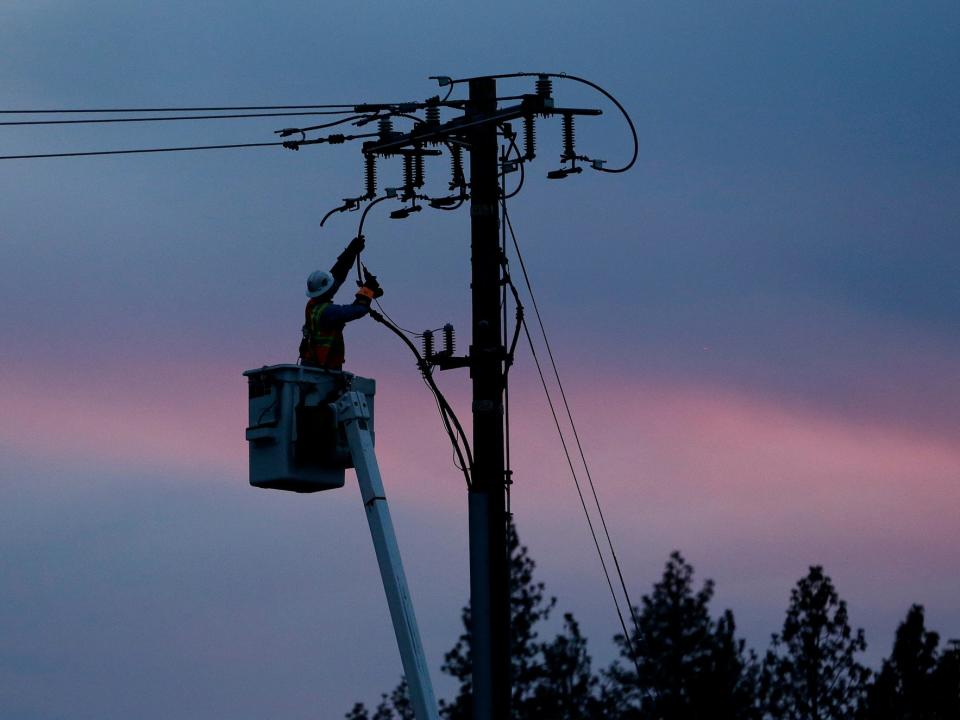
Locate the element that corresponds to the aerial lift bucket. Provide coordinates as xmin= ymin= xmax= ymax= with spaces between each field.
xmin=243 ymin=364 xmax=375 ymax=493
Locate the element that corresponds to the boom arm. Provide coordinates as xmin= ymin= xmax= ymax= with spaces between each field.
xmin=335 ymin=391 xmax=440 ymax=720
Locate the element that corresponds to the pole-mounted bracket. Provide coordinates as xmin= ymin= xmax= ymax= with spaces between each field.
xmin=430 ymin=354 xmax=471 ymax=371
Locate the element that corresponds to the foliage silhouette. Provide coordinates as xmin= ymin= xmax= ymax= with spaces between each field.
xmin=931 ymin=640 xmax=960 ymax=718
xmin=347 ymin=523 xmax=602 ymax=720
xmin=607 ymin=551 xmax=759 ymax=719
xmin=760 ymin=566 xmax=870 ymax=719
xmin=860 ymin=604 xmax=960 ymax=720
xmin=440 ymin=522 xmax=558 ymax=719
xmin=346 ymin=544 xmax=958 ymax=720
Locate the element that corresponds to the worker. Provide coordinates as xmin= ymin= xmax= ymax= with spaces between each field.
xmin=299 ymin=235 xmax=383 ymax=370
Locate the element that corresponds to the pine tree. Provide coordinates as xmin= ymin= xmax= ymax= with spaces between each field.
xmin=861 ymin=604 xmax=940 ymax=719
xmin=931 ymin=640 xmax=960 ymax=718
xmin=440 ymin=522 xmax=557 ymax=719
xmin=608 ymin=551 xmax=759 ymax=719
xmin=527 ymin=613 xmax=604 ymax=719
xmin=348 ymin=523 xmax=601 ymax=720
xmin=761 ymin=566 xmax=870 ymax=720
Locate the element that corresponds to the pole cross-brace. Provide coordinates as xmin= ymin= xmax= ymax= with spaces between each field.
xmin=333 ymin=391 xmax=440 ymax=720
xmin=364 ymin=96 xmax=601 ymax=156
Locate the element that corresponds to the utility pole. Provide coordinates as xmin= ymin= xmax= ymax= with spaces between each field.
xmin=285 ymin=73 xmax=614 ymax=718
xmin=466 ymin=77 xmax=511 ymax=720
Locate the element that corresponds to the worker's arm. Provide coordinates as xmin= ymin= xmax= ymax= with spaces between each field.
xmin=318 ymin=301 xmax=371 ymax=324
xmin=328 ymin=236 xmax=365 ymax=295
xmin=318 ymin=272 xmax=382 ymax=325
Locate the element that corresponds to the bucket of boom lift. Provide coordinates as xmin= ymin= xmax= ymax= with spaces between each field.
xmin=243 ymin=364 xmax=375 ymax=492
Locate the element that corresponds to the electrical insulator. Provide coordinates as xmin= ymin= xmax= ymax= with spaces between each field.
xmin=364 ymin=154 xmax=377 ymax=198
xmin=562 ymin=114 xmax=576 ymax=160
xmin=536 ymin=74 xmax=553 ymax=101
xmin=403 ymin=154 xmax=415 ymax=192
xmin=378 ymin=117 xmax=394 ymax=139
xmin=422 ymin=330 xmax=434 ymax=359
xmin=449 ymin=144 xmax=465 ymax=190
xmin=425 ymin=104 xmax=440 ymax=126
xmin=442 ymin=324 xmax=455 ymax=355
xmin=414 ymin=151 xmax=425 ymax=188
xmin=523 ymin=115 xmax=536 ymax=161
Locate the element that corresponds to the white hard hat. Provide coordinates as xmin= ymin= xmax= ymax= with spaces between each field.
xmin=306 ymin=270 xmax=335 ymax=298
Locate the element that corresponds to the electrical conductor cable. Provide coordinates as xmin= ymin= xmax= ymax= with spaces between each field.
xmin=500 ymin=197 xmax=645 ymax=679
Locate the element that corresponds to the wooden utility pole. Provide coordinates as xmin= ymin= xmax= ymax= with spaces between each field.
xmin=466 ymin=76 xmax=511 ymax=720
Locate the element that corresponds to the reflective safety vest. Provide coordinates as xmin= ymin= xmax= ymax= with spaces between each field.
xmin=299 ymin=300 xmax=346 ymax=369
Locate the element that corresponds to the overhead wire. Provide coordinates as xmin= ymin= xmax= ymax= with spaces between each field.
xmin=511 ymin=278 xmax=639 ymax=674
xmin=373 ymin=298 xmax=421 ymax=337
xmin=368 ymin=309 xmax=473 ymax=487
xmin=0 ymin=103 xmax=361 ymax=113
xmin=0 ymin=141 xmax=288 ymax=160
xmin=500 ymin=196 xmax=645 ymax=681
xmin=352 ymin=195 xmax=473 ymax=482
xmin=449 ymin=71 xmax=638 ymax=173
xmin=284 ymin=114 xmax=374 ymax=135
xmin=0 ymin=102 xmax=425 ymax=164
xmin=5 ymin=80 xmax=641 ymax=604
xmin=0 ymin=109 xmax=358 ymax=127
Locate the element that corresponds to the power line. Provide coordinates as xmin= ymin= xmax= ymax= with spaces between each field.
xmin=500 ymin=198 xmax=645 ymax=674
xmin=0 ymin=103 xmax=360 ymax=114
xmin=0 ymin=109 xmax=357 ymax=127
xmin=368 ymin=308 xmax=473 ymax=487
xmin=514 ymin=283 xmax=641 ymax=675
xmin=0 ymin=141 xmax=286 ymax=160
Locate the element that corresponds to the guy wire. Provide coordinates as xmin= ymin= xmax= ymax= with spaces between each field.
xmin=500 ymin=197 xmax=645 ymax=678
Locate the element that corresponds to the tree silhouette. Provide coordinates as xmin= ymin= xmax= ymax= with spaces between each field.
xmin=761 ymin=566 xmax=870 ymax=719
xmin=931 ymin=640 xmax=960 ymax=718
xmin=527 ymin=612 xmax=606 ymax=719
xmin=344 ymin=680 xmax=413 ymax=720
xmin=347 ymin=522 xmax=599 ymax=720
xmin=439 ymin=522 xmax=558 ymax=719
xmin=345 ymin=548 xmax=958 ymax=720
xmin=607 ymin=551 xmax=759 ymax=719
xmin=860 ymin=604 xmax=941 ymax=719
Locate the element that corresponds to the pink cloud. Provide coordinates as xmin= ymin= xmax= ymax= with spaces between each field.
xmin=4 ymin=355 xmax=958 ymax=563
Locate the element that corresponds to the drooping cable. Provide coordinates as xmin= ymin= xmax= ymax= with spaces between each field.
xmin=368 ymin=309 xmax=473 ymax=487
xmin=373 ymin=298 xmax=420 ymax=337
xmin=448 ymin=71 xmax=638 ymax=173
xmin=500 ymin=197 xmax=645 ymax=678
xmin=352 ymin=196 xmax=398 ymax=285
xmin=276 ymin=115 xmax=374 ymax=137
xmin=357 ymin=196 xmax=393 ymax=237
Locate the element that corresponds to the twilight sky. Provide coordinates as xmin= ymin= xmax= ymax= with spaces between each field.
xmin=2 ymin=2 xmax=959 ymax=718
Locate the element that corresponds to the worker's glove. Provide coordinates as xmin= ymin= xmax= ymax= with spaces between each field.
xmin=355 ymin=269 xmax=384 ymax=304
xmin=363 ymin=276 xmax=384 ymax=298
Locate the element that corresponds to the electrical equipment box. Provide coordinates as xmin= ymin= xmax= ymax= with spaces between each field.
xmin=243 ymin=364 xmax=376 ymax=493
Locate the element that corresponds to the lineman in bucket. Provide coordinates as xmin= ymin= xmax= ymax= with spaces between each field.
xmin=299 ymin=235 xmax=384 ymax=370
